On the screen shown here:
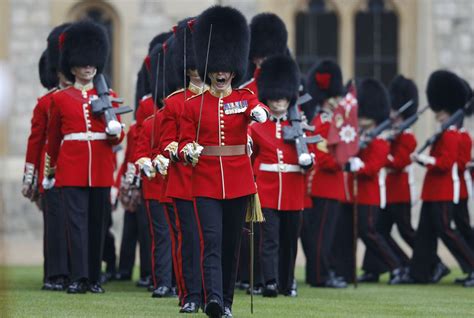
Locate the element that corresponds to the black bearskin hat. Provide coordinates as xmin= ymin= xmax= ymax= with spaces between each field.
xmin=389 ymin=75 xmax=419 ymax=119
xmin=148 ymin=31 xmax=173 ymax=53
xmin=357 ymin=78 xmax=390 ymax=124
xmin=257 ymin=54 xmax=299 ymax=104
xmin=306 ymin=60 xmax=343 ymax=104
xmin=134 ymin=62 xmax=150 ymax=109
xmin=249 ymin=13 xmax=288 ymax=61
xmin=426 ymin=70 xmax=468 ymax=114
xmin=460 ymin=78 xmax=473 ymax=116
xmin=60 ymin=21 xmax=110 ymax=82
xmin=149 ymin=40 xmax=175 ymax=106
xmin=47 ymin=23 xmax=71 ymax=76
xmin=193 ymin=6 xmax=250 ymax=86
xmin=39 ymin=50 xmax=58 ymax=89
xmin=171 ymin=17 xmax=197 ymax=89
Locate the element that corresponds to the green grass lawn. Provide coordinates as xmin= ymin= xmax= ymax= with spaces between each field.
xmin=0 ymin=266 xmax=473 ymax=317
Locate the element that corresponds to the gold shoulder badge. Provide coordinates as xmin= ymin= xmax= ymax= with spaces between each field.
xmin=141 ymin=93 xmax=152 ymax=101
xmin=237 ymin=87 xmax=255 ymax=95
xmin=166 ymin=88 xmax=185 ymax=99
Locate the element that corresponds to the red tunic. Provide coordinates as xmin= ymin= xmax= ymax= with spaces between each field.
xmin=25 ymin=88 xmax=57 ymax=193
xmin=134 ymin=114 xmax=164 ymax=201
xmin=421 ymin=127 xmax=460 ymax=202
xmin=458 ymin=129 xmax=472 ymax=200
xmin=114 ymin=124 xmax=137 ymax=189
xmin=239 ymin=67 xmax=260 ymax=95
xmin=135 ymin=94 xmax=155 ymax=133
xmin=386 ymin=131 xmax=417 ymax=204
xmin=179 ymin=88 xmax=267 ymax=199
xmin=345 ymin=138 xmax=390 ymax=206
xmin=250 ymin=116 xmax=305 ymax=211
xmin=47 ymin=85 xmax=124 ymax=187
xmin=310 ymin=111 xmax=345 ymax=201
xmin=159 ymin=88 xmax=201 ymax=201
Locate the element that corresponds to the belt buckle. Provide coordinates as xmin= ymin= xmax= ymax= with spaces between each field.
xmin=86 ymin=131 xmax=93 ymax=140
xmin=279 ymin=163 xmax=286 ymax=172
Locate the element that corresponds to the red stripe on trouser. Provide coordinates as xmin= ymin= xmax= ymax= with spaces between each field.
xmin=366 ymin=206 xmax=397 ymax=270
xmin=441 ymin=204 xmax=474 ymax=268
xmin=192 ymin=199 xmax=207 ymax=303
xmin=145 ymin=200 xmax=157 ymax=288
xmin=315 ymin=201 xmax=328 ymax=283
xmin=172 ymin=200 xmax=187 ymax=305
xmin=163 ymin=204 xmax=183 ymax=297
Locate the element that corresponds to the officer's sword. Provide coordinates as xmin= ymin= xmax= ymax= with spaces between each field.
xmin=196 ymin=24 xmax=213 ymax=143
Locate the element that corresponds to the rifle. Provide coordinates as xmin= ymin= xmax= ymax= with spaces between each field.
xmin=416 ymin=108 xmax=464 ymax=154
xmin=91 ymin=73 xmax=133 ymax=135
xmin=386 ymin=106 xmax=429 ymax=142
xmin=359 ymin=99 xmax=413 ymax=149
xmin=282 ymin=95 xmax=322 ymax=166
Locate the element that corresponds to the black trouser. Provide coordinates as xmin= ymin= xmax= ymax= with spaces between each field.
xmin=303 ymin=198 xmax=340 ymax=286
xmin=362 ymin=203 xmax=414 ymax=274
xmin=174 ymin=198 xmax=202 ymax=304
xmin=454 ymin=199 xmax=474 ymax=250
xmin=410 ymin=201 xmax=474 ymax=282
xmin=62 ymin=187 xmax=109 ymax=283
xmin=102 ymin=207 xmax=116 ymax=274
xmin=333 ymin=204 xmax=402 ymax=283
xmin=195 ymin=196 xmax=248 ymax=309
xmin=261 ymin=208 xmax=301 ymax=293
xmin=117 ymin=210 xmax=138 ymax=278
xmin=136 ymin=202 xmax=152 ymax=280
xmin=299 ymin=207 xmax=313 ymax=283
xmin=163 ymin=203 xmax=179 ymax=292
xmin=237 ymin=222 xmax=263 ymax=287
xmin=144 ymin=200 xmax=172 ymax=288
xmin=44 ymin=188 xmax=69 ymax=280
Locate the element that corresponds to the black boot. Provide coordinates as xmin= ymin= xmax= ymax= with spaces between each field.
xmin=462 ymin=272 xmax=474 ymax=287
xmin=357 ymin=272 xmax=379 ymax=283
xmin=430 ymin=262 xmax=450 ymax=283
xmin=67 ymin=280 xmax=88 ymax=294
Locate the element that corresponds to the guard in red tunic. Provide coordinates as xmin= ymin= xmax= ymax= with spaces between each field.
xmin=302 ymin=60 xmax=347 ymax=288
xmin=337 ymin=78 xmax=404 ymax=284
xmin=179 ymin=7 xmax=269 ymax=317
xmin=249 ymin=55 xmax=309 ymax=297
xmin=360 ymin=75 xmax=419 ymax=282
xmin=22 ymin=23 xmax=72 ymax=291
xmin=237 ymin=12 xmax=289 ymax=294
xmin=158 ymin=18 xmax=207 ymax=314
xmin=45 ymin=21 xmax=125 ymax=294
xmin=406 ymin=70 xmax=474 ymax=287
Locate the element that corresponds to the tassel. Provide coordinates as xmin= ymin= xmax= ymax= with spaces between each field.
xmin=246 ymin=193 xmax=265 ymax=223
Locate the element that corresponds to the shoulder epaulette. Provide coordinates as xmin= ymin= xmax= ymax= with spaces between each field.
xmin=186 ymin=90 xmax=206 ymax=101
xmin=141 ymin=93 xmax=152 ymax=101
xmin=166 ymin=88 xmax=185 ymax=99
xmin=46 ymin=87 xmax=58 ymax=94
xmin=239 ymin=78 xmax=255 ymax=89
xmin=236 ymin=87 xmax=255 ymax=95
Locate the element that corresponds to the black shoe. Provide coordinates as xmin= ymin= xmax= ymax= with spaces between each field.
xmin=388 ymin=267 xmax=406 ymax=285
xmin=223 ymin=306 xmax=233 ymax=318
xmin=51 ymin=276 xmax=68 ymax=291
xmin=357 ymin=272 xmax=379 ymax=283
xmin=171 ymin=286 xmax=178 ymax=297
xmin=325 ymin=277 xmax=348 ymax=288
xmin=179 ymin=302 xmax=199 ymax=313
xmin=136 ymin=276 xmax=152 ymax=288
xmin=262 ymin=282 xmax=278 ymax=297
xmin=246 ymin=286 xmax=263 ymax=295
xmin=115 ymin=272 xmax=132 ymax=281
xmin=431 ymin=262 xmax=450 ymax=283
xmin=454 ymin=276 xmax=469 ymax=284
xmin=41 ymin=281 xmax=55 ymax=291
xmin=284 ymin=288 xmax=298 ymax=297
xmin=151 ymin=286 xmax=174 ymax=298
xmin=397 ymin=270 xmax=416 ymax=284
xmin=88 ymin=282 xmax=105 ymax=293
xmin=462 ymin=272 xmax=474 ymax=287
xmin=67 ymin=280 xmax=88 ymax=294
xmin=239 ymin=281 xmax=250 ymax=290
xmin=204 ymin=299 xmax=222 ymax=318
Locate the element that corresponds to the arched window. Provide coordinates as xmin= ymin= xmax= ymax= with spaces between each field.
xmin=68 ymin=1 xmax=119 ymax=88
xmin=295 ymin=0 xmax=339 ymax=73
xmin=355 ymin=0 xmax=398 ymax=85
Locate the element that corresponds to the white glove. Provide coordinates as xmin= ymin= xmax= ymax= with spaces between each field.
xmin=250 ymin=106 xmax=268 ymax=123
xmin=135 ymin=157 xmax=156 ymax=179
xmin=105 ymin=120 xmax=123 ymax=136
xmin=153 ymin=154 xmax=170 ymax=176
xmin=412 ymin=153 xmax=436 ymax=166
xmin=182 ymin=142 xmax=203 ymax=167
xmin=124 ymin=163 xmax=137 ymax=186
xmin=42 ymin=177 xmax=55 ymax=190
xmin=298 ymin=153 xmax=314 ymax=169
xmin=247 ymin=135 xmax=253 ymax=157
xmin=110 ymin=186 xmax=119 ymax=206
xmin=164 ymin=141 xmax=179 ymax=162
xmin=349 ymin=157 xmax=365 ymax=172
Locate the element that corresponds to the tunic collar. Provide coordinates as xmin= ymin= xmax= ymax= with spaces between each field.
xmin=73 ymin=82 xmax=94 ymax=92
